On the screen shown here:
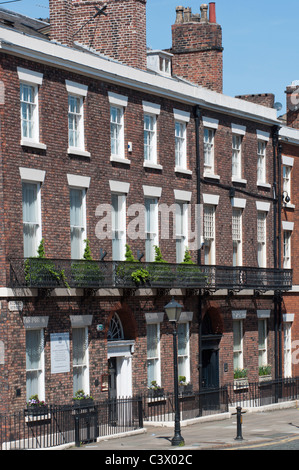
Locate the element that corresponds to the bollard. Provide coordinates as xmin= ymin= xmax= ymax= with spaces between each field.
xmin=235 ymin=406 xmax=243 ymax=441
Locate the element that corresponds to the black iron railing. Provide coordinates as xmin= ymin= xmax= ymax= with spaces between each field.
xmin=9 ymin=258 xmax=292 ymax=292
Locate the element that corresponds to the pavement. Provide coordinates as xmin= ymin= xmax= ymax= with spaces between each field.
xmin=70 ymin=401 xmax=299 ymax=451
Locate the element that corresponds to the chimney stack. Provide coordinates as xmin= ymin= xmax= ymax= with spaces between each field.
xmin=49 ymin=0 xmax=147 ymax=70
xmin=171 ymin=3 xmax=223 ymax=92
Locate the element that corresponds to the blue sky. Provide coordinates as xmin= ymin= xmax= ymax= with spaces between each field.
xmin=2 ymin=0 xmax=299 ymax=114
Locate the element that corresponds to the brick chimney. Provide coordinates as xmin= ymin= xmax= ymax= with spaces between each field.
xmin=49 ymin=0 xmax=147 ymax=70
xmin=285 ymin=81 xmax=299 ymax=129
xmin=171 ymin=3 xmax=223 ymax=93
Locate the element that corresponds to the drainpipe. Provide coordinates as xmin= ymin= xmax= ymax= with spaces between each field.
xmin=272 ymin=126 xmax=279 ymax=381
xmin=194 ymin=105 xmax=202 ymax=391
xmin=277 ymin=139 xmax=283 ymax=380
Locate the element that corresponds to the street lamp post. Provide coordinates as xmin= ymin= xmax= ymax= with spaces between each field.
xmin=164 ymin=297 xmax=185 ymax=447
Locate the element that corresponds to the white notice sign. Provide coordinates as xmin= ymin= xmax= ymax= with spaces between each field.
xmin=51 ymin=333 xmax=70 ymax=374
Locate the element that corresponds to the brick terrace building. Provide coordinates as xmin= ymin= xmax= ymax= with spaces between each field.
xmin=0 ymin=1 xmax=292 ymax=414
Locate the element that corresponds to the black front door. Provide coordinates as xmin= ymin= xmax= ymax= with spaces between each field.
xmin=202 ymin=349 xmax=219 ymax=389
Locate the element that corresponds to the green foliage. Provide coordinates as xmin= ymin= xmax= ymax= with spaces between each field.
xmin=25 ymin=239 xmax=69 ymax=288
xmin=234 ymin=368 xmax=248 ymax=380
xmin=259 ymin=365 xmax=272 ymax=377
xmin=117 ymin=244 xmax=150 ymax=286
xmin=71 ymin=240 xmax=103 ymax=288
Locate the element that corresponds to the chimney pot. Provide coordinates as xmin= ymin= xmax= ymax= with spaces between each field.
xmin=200 ymin=4 xmax=208 ymax=23
xmin=175 ymin=6 xmax=184 ymax=24
xmin=209 ymin=2 xmax=216 ymax=23
xmin=184 ymin=7 xmax=192 ymax=23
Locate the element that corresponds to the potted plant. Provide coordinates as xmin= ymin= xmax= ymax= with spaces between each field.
xmin=148 ymin=381 xmax=164 ymax=398
xmin=71 ymin=240 xmax=103 ymax=288
xmin=73 ymin=389 xmax=94 ymax=408
xmin=25 ymin=394 xmax=48 ymax=416
xmin=178 ymin=376 xmax=193 ymax=395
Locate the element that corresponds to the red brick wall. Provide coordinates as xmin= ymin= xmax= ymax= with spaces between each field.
xmin=171 ymin=22 xmax=223 ymax=93
xmin=49 ymin=0 xmax=147 ymax=70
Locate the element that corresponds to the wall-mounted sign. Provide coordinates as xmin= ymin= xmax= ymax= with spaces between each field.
xmin=101 ymin=374 xmax=109 ymax=392
xmin=8 ymin=301 xmax=23 ymax=312
xmin=50 ymin=333 xmax=70 ymax=374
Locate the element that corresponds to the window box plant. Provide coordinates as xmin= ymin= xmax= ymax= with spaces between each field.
xmin=25 ymin=394 xmax=49 ymax=417
xmin=147 ymin=246 xmax=175 ymax=288
xmin=234 ymin=368 xmax=248 ymax=389
xmin=178 ymin=376 xmax=193 ymax=395
xmin=148 ymin=381 xmax=164 ymax=398
xmin=72 ymin=389 xmax=94 ymax=408
xmin=259 ymin=365 xmax=272 ymax=382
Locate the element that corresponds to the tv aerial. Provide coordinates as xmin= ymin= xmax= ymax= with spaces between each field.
xmin=72 ymin=4 xmax=107 ymax=38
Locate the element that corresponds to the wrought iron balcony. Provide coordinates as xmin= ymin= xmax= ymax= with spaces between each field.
xmin=9 ymin=258 xmax=293 ymax=293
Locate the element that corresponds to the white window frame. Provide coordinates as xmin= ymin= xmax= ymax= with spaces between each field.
xmin=145 ymin=197 xmax=159 ymax=262
xmin=72 ymin=326 xmax=90 ymax=396
xmin=66 ymin=81 xmax=89 ymax=157
xmin=18 ymin=68 xmax=45 ymax=149
xmin=233 ymin=319 xmax=244 ymax=372
xmin=232 ymin=207 xmax=243 ymax=267
xmin=258 ymin=318 xmax=268 ymax=367
xmin=26 ymin=328 xmax=45 ymax=402
xmin=232 ymin=134 xmax=242 ymax=179
xmin=69 ymin=187 xmax=87 ymax=260
xmin=175 ymin=121 xmax=187 ymax=169
xmin=111 ymin=192 xmax=127 ymax=261
xmin=108 ymin=92 xmax=128 ymax=162
xmin=175 ymin=202 xmax=188 ymax=263
xmin=257 ymin=140 xmax=267 ymax=184
xmin=204 ymin=128 xmax=215 ymax=175
xmin=284 ymin=322 xmax=292 ymax=378
xmin=177 ymin=322 xmax=190 ymax=382
xmin=147 ymin=323 xmax=161 ymax=387
xmin=257 ymin=211 xmax=267 ymax=268
xmin=203 ymin=204 xmax=216 ymax=265
xmin=22 ymin=180 xmax=42 ymax=258
xmin=143 ymin=101 xmax=160 ymax=167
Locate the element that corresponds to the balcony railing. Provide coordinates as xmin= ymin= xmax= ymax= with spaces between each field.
xmin=8 ymin=258 xmax=293 ymax=292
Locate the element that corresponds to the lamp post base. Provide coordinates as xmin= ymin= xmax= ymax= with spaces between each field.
xmin=171 ymin=434 xmax=185 ymax=447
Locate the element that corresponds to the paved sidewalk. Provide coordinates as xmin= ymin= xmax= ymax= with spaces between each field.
xmin=73 ymin=402 xmax=299 ymax=451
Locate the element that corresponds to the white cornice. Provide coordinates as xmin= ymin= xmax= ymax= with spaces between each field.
xmin=0 ymin=26 xmax=279 ymax=125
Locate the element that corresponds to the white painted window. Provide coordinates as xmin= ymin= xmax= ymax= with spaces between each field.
xmin=176 ymin=202 xmax=188 ymax=263
xmin=147 ymin=323 xmax=161 ymax=387
xmin=283 ymin=230 xmax=292 ymax=269
xmin=178 ymin=322 xmax=190 ymax=382
xmin=22 ymin=182 xmax=42 ymax=257
xmin=175 ymin=121 xmax=187 ymax=169
xmin=20 ymin=83 xmax=39 ymax=142
xmin=232 ymin=134 xmax=242 ymax=179
xmin=68 ymin=94 xmax=84 ymax=150
xmin=204 ymin=205 xmax=216 ymax=265
xmin=257 ymin=140 xmax=266 ymax=184
xmin=111 ymin=193 xmax=126 ymax=261
xmin=145 ymin=198 xmax=158 ymax=262
xmin=232 ymin=208 xmax=242 ymax=267
xmin=72 ymin=327 xmax=89 ymax=395
xmin=257 ymin=211 xmax=267 ymax=268
xmin=110 ymin=105 xmax=124 ymax=158
xmin=284 ymin=322 xmax=292 ymax=378
xmin=204 ymin=128 xmax=215 ymax=174
xmin=283 ymin=166 xmax=292 ymax=202
xmin=144 ymin=114 xmax=157 ymax=163
xmin=258 ymin=319 xmax=267 ymax=367
xmin=26 ymin=329 xmax=45 ymax=402
xmin=70 ymin=188 xmax=86 ymax=260
xmin=233 ymin=320 xmax=243 ymax=371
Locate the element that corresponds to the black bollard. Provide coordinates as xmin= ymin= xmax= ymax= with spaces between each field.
xmin=235 ymin=406 xmax=243 ymax=441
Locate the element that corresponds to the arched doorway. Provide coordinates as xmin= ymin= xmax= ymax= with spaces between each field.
xmin=107 ymin=312 xmax=135 ymax=399
xmin=202 ymin=308 xmax=223 ymax=388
